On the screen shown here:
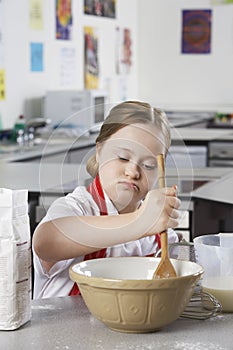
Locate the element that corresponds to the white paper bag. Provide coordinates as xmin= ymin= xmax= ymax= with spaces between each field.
xmin=0 ymin=188 xmax=31 ymax=330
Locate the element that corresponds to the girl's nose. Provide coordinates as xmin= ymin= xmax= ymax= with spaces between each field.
xmin=125 ymin=161 xmax=140 ymax=179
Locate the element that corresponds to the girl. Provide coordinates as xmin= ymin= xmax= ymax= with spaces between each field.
xmin=33 ymin=101 xmax=181 ymax=298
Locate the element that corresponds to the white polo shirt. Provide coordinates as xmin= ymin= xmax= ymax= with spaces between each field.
xmin=33 ymin=186 xmax=178 ymax=299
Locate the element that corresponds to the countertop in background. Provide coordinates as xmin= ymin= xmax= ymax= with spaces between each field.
xmin=0 ymin=126 xmax=232 ymax=163
xmin=0 ymin=162 xmax=231 ymax=198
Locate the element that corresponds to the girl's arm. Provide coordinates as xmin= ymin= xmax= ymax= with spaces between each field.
xmin=33 ymin=187 xmax=180 ymax=262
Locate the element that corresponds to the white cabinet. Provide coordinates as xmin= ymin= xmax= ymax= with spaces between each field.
xmin=209 ymin=141 xmax=233 ymax=167
xmin=166 ymin=145 xmax=207 ymax=168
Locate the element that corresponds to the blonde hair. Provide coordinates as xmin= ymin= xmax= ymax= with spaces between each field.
xmin=86 ymin=100 xmax=171 ymax=178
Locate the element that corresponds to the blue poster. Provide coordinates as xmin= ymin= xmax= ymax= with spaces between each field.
xmin=30 ymin=42 xmax=44 ymax=72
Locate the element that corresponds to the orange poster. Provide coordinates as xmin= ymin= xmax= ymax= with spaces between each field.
xmin=84 ymin=26 xmax=99 ymax=89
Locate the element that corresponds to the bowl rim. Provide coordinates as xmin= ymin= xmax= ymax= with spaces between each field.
xmin=69 ymin=256 xmax=204 ymax=289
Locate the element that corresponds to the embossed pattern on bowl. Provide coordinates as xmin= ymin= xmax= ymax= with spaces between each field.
xmin=70 ymin=257 xmax=203 ymax=333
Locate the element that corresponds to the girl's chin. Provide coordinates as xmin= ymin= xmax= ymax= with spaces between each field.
xmin=113 ymin=195 xmax=140 ymax=212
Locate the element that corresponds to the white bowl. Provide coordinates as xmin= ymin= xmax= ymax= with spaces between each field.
xmin=70 ymin=257 xmax=203 ymax=333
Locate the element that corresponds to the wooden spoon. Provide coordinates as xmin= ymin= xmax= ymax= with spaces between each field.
xmin=152 ymin=154 xmax=177 ymax=279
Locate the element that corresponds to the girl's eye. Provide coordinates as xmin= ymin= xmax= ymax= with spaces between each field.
xmin=118 ymin=156 xmax=129 ymax=162
xmin=142 ymin=163 xmax=156 ymax=170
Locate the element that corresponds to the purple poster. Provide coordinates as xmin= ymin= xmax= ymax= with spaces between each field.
xmin=182 ymin=10 xmax=212 ymax=54
xmin=56 ymin=0 xmax=72 ymax=40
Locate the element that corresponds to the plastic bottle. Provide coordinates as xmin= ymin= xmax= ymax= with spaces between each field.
xmin=14 ymin=115 xmax=26 ymax=132
xmin=12 ymin=115 xmax=26 ymax=142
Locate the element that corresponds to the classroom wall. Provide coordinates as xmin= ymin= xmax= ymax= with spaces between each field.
xmin=138 ymin=0 xmax=233 ymax=111
xmin=0 ymin=0 xmax=139 ymax=129
xmin=1 ymin=0 xmax=233 ymax=130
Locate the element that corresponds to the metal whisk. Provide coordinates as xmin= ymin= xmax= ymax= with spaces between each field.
xmin=181 ymin=289 xmax=222 ymax=320
xmin=156 ymin=240 xmax=222 ymax=320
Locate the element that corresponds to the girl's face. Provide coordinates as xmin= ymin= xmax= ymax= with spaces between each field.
xmin=96 ymin=123 xmax=166 ymax=213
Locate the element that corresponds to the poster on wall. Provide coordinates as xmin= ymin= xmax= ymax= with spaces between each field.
xmin=84 ymin=26 xmax=99 ymax=89
xmin=60 ymin=47 xmax=77 ymax=87
xmin=56 ymin=0 xmax=72 ymax=40
xmin=30 ymin=42 xmax=44 ymax=72
xmin=29 ymin=0 xmax=43 ymax=30
xmin=0 ymin=69 xmax=5 ymax=100
xmin=181 ymin=10 xmax=212 ymax=54
xmin=84 ymin=0 xmax=116 ymax=18
xmin=115 ymin=27 xmax=132 ymax=75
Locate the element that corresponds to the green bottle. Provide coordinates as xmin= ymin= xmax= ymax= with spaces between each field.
xmin=12 ymin=115 xmax=26 ymax=142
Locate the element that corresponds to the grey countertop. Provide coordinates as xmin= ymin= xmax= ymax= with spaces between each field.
xmin=0 ymin=162 xmax=231 ymax=197
xmin=0 ymin=134 xmax=97 ymax=163
xmin=0 ymin=162 xmax=89 ymax=194
xmin=0 ymin=296 xmax=232 ymax=350
xmin=1 ymin=162 xmax=232 ymax=219
xmin=165 ymin=110 xmax=214 ymax=128
xmin=0 ymin=128 xmax=233 ymax=207
xmin=192 ymin=171 xmax=233 ymax=205
xmin=171 ymin=127 xmax=233 ymax=143
xmin=1 ymin=128 xmax=232 ymax=163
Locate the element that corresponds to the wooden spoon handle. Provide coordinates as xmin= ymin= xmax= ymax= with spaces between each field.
xmin=157 ymin=154 xmax=168 ymax=257
xmin=157 ymin=154 xmax=166 ymax=188
xmin=160 ymin=231 xmax=168 ymax=258
xmin=153 ymin=154 xmax=177 ymax=278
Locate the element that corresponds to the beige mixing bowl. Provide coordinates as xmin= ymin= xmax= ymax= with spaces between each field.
xmin=69 ymin=257 xmax=203 ymax=333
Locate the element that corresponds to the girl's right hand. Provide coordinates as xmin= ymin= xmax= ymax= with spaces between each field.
xmin=139 ymin=187 xmax=181 ymax=236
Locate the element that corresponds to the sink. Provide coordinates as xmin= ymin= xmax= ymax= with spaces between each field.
xmin=0 ymin=136 xmax=78 ymax=154
xmin=34 ymin=137 xmax=75 ymax=146
xmin=0 ymin=143 xmax=42 ymax=154
xmin=0 ymin=144 xmax=22 ymax=153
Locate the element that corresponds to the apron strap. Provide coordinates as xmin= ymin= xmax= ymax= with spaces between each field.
xmin=69 ymin=175 xmax=107 ymax=296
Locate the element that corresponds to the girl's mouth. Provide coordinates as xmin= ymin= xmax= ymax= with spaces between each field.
xmin=118 ymin=181 xmax=139 ymax=191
